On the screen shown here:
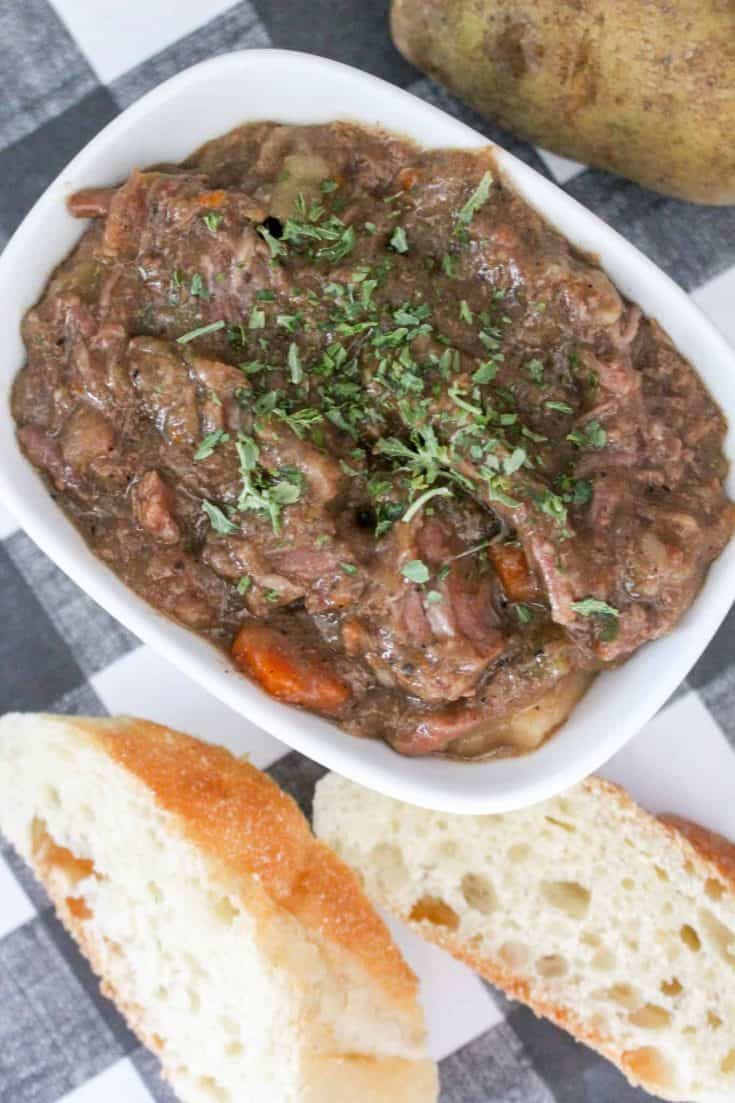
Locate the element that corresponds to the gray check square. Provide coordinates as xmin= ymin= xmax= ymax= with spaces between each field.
xmin=0 ymin=918 xmax=125 ymax=1102
xmin=407 ymin=77 xmax=553 ymax=177
xmin=130 ymin=1047 xmax=179 ymax=1103
xmin=567 ymin=170 xmax=735 ymax=292
xmin=440 ymin=1020 xmax=553 ymax=1103
xmin=111 ymin=2 xmax=270 ymax=110
xmin=0 ymin=0 xmax=99 ymax=152
xmin=6 ymin=532 xmax=139 ymax=680
xmin=0 ymin=543 xmax=85 ymax=713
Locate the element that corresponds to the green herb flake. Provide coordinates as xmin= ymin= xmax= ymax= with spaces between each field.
xmin=455 ymin=171 xmax=493 ymax=235
xmin=340 ymin=562 xmax=358 ymax=575
xmin=534 ymin=489 xmax=569 ymax=532
xmin=441 ymin=252 xmax=457 ymax=277
xmin=459 ymin=300 xmax=474 ymax=324
xmin=276 ymin=313 xmax=301 ymax=333
xmin=202 ymin=211 xmax=223 ymax=233
xmin=190 ymin=272 xmax=210 ymax=300
xmin=426 ymin=590 xmax=443 ymax=605
xmin=236 ymin=574 xmax=252 ymax=595
xmin=473 ymin=360 xmax=498 ymax=385
xmin=545 ymin=400 xmax=574 ymax=414
xmin=202 ymin=500 xmax=238 ymax=535
xmin=176 ymin=320 xmax=226 ymax=345
xmin=402 ymin=485 xmax=453 ymax=524
xmin=525 ymin=358 xmax=544 ymax=384
xmin=389 ymin=226 xmax=409 ymax=254
xmin=257 ymin=225 xmax=287 ymax=259
xmin=516 ymin=603 xmax=533 ymax=624
xmin=320 ymin=179 xmax=338 ymax=194
xmin=287 ymin=341 xmax=303 ymax=384
xmin=567 ymin=420 xmax=608 ymax=450
xmin=363 ymin=221 xmax=377 ymax=234
xmin=249 ymin=307 xmax=266 ymax=330
xmin=503 ymin=447 xmax=527 ymax=475
xmin=401 ymin=559 xmax=430 ymax=584
xmin=194 ymin=429 xmax=229 ymax=462
xmin=483 ymin=473 xmax=521 ymax=509
xmin=571 ymin=597 xmax=620 ymax=619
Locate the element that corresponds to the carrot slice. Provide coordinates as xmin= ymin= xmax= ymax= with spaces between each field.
xmin=397 ymin=167 xmax=418 ymax=191
xmin=197 ymin=190 xmax=227 ymax=209
xmin=488 ymin=543 xmax=535 ymax=602
xmin=232 ymin=623 xmax=351 ymax=716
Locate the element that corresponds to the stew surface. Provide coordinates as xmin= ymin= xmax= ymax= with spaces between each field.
xmin=12 ymin=122 xmax=734 ymax=758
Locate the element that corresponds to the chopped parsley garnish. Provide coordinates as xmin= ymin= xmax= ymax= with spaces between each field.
xmin=256 ymin=289 xmax=276 ymax=301
xmin=454 ymin=171 xmax=493 ymax=237
xmin=168 ymin=267 xmax=183 ymax=306
xmin=483 ymin=473 xmax=521 ymax=509
xmin=567 ymin=420 xmax=607 ymax=449
xmin=516 ymin=603 xmax=533 ymax=624
xmin=364 ymin=221 xmax=377 ymax=234
xmin=556 ymin=475 xmax=593 ymax=506
xmin=402 ymin=485 xmax=453 ymax=524
xmin=503 ymin=447 xmax=527 ymax=475
xmin=473 ymin=360 xmax=498 ymax=385
xmin=340 ymin=562 xmax=358 ymax=575
xmin=282 ymin=209 xmax=355 ymax=263
xmin=276 ymin=312 xmax=301 ymax=332
xmin=534 ymin=489 xmax=569 ymax=533
xmin=441 ymin=252 xmax=457 ymax=277
xmin=401 ymin=559 xmax=430 ymax=584
xmin=257 ymin=224 xmax=287 ymax=259
xmin=249 ymin=307 xmax=266 ymax=330
xmin=287 ymin=341 xmax=303 ymax=384
xmin=572 ymin=596 xmax=619 ymax=617
xmin=459 ymin=300 xmax=473 ymax=324
xmin=426 ymin=590 xmax=443 ymax=605
xmin=176 ymin=320 xmax=225 ymax=345
xmin=545 ymin=400 xmax=574 ymax=414
xmin=276 ymin=406 xmax=323 ymax=438
xmin=235 ymin=433 xmax=303 ymax=534
xmin=194 ymin=429 xmax=229 ymax=461
xmin=202 ymin=211 xmax=223 ymax=233
xmin=236 ymin=574 xmax=252 ymax=594
xmin=202 ymin=500 xmax=238 ymax=535
xmin=321 ymin=179 xmax=339 ymax=193
xmin=389 ymin=226 xmax=409 ymax=253
xmin=190 ymin=272 xmax=209 ymax=300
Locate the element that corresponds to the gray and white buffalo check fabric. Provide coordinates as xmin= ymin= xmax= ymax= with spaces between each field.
xmin=1 ymin=3 xmax=735 ymax=1101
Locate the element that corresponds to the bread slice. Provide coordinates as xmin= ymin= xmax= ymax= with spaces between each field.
xmin=0 ymin=714 xmax=437 ymax=1103
xmin=314 ymin=772 xmax=735 ymax=1102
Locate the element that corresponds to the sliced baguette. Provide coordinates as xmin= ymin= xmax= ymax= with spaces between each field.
xmin=0 ymin=714 xmax=437 ymax=1103
xmin=314 ymin=772 xmax=735 ymax=1103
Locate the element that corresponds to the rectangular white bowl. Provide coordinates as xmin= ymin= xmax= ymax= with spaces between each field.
xmin=1 ymin=49 xmax=734 ymax=814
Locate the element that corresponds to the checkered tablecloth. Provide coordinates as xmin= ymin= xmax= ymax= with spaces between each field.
xmin=1 ymin=3 xmax=735 ymax=1102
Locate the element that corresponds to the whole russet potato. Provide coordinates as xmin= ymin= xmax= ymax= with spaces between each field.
xmin=391 ymin=0 xmax=735 ymax=204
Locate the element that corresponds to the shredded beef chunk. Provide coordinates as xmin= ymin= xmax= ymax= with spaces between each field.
xmin=12 ymin=121 xmax=734 ymax=760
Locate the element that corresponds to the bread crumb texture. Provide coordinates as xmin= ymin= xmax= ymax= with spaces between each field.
xmin=0 ymin=713 xmax=437 ymax=1103
xmin=314 ymin=772 xmax=735 ymax=1103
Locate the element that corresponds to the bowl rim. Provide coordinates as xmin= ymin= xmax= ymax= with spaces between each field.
xmin=1 ymin=47 xmax=734 ymax=814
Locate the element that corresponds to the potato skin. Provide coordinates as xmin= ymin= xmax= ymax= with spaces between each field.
xmin=391 ymin=0 xmax=735 ymax=204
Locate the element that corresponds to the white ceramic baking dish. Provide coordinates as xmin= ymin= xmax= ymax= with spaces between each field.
xmin=1 ymin=49 xmax=734 ymax=814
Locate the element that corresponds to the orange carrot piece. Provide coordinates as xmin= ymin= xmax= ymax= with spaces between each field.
xmin=197 ymin=190 xmax=227 ymax=209
xmin=397 ymin=167 xmax=418 ymax=191
xmin=488 ymin=543 xmax=535 ymax=602
xmin=232 ymin=624 xmax=351 ymax=716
